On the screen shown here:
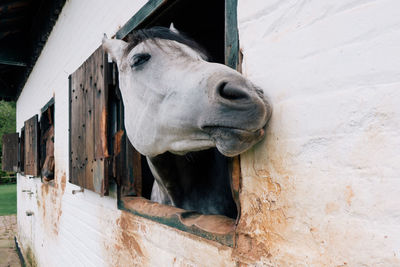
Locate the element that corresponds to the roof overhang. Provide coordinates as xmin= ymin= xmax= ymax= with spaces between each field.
xmin=0 ymin=0 xmax=66 ymax=101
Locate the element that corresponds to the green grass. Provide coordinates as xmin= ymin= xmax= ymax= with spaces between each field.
xmin=0 ymin=183 xmax=17 ymax=215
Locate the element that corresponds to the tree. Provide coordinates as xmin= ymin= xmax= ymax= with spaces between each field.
xmin=0 ymin=101 xmax=16 ymax=177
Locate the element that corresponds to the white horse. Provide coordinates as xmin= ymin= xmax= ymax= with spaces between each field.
xmin=103 ymin=25 xmax=272 ymax=218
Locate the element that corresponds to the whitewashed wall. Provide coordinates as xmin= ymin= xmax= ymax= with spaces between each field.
xmin=16 ymin=0 xmax=235 ymax=266
xmin=16 ymin=0 xmax=400 ymax=266
xmin=236 ymin=0 xmax=400 ymax=265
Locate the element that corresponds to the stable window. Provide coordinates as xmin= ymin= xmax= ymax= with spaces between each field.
xmin=68 ymin=0 xmax=240 ymax=247
xmin=2 ymin=99 xmax=56 ymax=180
xmin=39 ymin=98 xmax=55 ymax=182
xmin=3 ymin=98 xmax=55 ymax=180
xmin=115 ymin=0 xmax=240 ymax=246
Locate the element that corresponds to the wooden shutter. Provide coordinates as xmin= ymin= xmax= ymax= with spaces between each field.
xmin=114 ymin=130 xmax=142 ymax=197
xmin=2 ymin=133 xmax=19 ymax=172
xmin=69 ymin=47 xmax=109 ymax=195
xmin=24 ymin=115 xmax=39 ymax=176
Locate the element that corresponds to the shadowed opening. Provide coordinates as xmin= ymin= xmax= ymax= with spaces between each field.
xmin=39 ymin=98 xmax=54 ymax=181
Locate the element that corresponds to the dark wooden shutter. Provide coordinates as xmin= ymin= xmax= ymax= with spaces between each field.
xmin=2 ymin=133 xmax=19 ymax=172
xmin=24 ymin=115 xmax=39 ymax=176
xmin=114 ymin=131 xmax=142 ymax=197
xmin=69 ymin=47 xmax=109 ymax=195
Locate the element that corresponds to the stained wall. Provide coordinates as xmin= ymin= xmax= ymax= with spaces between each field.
xmin=236 ymin=0 xmax=400 ymax=265
xmin=16 ymin=0 xmax=400 ymax=266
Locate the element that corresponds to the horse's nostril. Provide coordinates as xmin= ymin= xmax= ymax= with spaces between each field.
xmin=218 ymin=82 xmax=249 ymax=101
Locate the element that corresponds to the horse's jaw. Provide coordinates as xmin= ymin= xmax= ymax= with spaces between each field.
xmin=202 ymin=125 xmax=266 ymax=157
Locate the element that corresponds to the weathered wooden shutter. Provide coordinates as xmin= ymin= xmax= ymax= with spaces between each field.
xmin=69 ymin=47 xmax=109 ymax=195
xmin=114 ymin=131 xmax=142 ymax=197
xmin=2 ymin=133 xmax=19 ymax=172
xmin=24 ymin=115 xmax=39 ymax=176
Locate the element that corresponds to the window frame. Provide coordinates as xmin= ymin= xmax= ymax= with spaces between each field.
xmin=114 ymin=0 xmax=241 ymax=247
xmin=39 ymin=97 xmax=55 ymax=183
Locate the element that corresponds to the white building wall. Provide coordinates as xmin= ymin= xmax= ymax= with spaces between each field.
xmin=16 ymin=0 xmax=235 ymax=266
xmin=236 ymin=0 xmax=400 ymax=265
xmin=16 ymin=0 xmax=400 ymax=266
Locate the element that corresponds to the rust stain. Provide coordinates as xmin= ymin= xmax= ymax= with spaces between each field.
xmin=104 ymin=211 xmax=148 ymax=266
xmin=121 ymin=231 xmax=144 ymax=257
xmin=234 ymin=185 xmax=287 ymax=262
xmin=38 ymin=171 xmax=67 ymax=237
xmin=40 ymin=184 xmax=47 ymax=219
xmin=117 ymin=212 xmax=143 ymax=257
xmin=113 ymin=129 xmax=124 ymax=156
xmin=233 ymin=134 xmax=293 ymax=264
xmin=231 ymin=156 xmax=241 ymax=192
xmin=344 ymin=186 xmax=354 ymax=206
xmin=101 ymin=107 xmax=109 ymax=157
xmin=325 ymin=202 xmax=340 ymax=214
xmin=42 ymin=181 xmax=49 ymax=195
xmin=240 ymin=233 xmax=272 ymax=258
xmin=60 ymin=173 xmax=66 ymax=192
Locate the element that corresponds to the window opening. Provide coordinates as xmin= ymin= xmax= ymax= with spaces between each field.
xmin=68 ymin=0 xmax=241 ymax=247
xmin=39 ymin=98 xmax=55 ymax=182
xmin=19 ymin=127 xmax=25 ymax=173
xmin=114 ymin=0 xmax=240 ymax=246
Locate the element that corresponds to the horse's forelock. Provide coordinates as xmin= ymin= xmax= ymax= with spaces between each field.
xmin=124 ymin=27 xmax=210 ymax=61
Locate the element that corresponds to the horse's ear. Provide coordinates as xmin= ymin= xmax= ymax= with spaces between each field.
xmin=102 ymin=34 xmax=128 ymax=65
xmin=169 ymin=23 xmax=179 ymax=34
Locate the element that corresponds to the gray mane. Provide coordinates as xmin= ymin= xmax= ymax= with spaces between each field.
xmin=125 ymin=26 xmax=210 ymax=60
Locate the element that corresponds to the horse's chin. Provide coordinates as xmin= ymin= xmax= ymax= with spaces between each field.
xmin=208 ymin=127 xmax=265 ymax=157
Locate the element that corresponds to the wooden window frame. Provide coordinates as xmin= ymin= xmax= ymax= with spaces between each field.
xmin=114 ymin=0 xmax=241 ymax=247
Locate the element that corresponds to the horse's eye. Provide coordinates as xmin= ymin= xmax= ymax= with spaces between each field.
xmin=131 ymin=53 xmax=151 ymax=68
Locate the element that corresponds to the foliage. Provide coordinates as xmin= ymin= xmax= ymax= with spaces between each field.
xmin=0 ymin=101 xmax=16 ymax=177
xmin=0 ymin=184 xmax=17 ymax=215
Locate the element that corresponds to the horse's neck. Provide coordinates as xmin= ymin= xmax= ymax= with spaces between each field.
xmin=147 ymin=148 xmax=237 ymax=218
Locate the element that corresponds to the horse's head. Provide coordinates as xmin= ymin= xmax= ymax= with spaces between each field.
xmin=41 ymin=125 xmax=54 ymax=182
xmin=103 ymin=26 xmax=271 ymax=157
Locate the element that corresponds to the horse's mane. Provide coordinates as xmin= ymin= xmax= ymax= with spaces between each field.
xmin=125 ymin=26 xmax=210 ymax=61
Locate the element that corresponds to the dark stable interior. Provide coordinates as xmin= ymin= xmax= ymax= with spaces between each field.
xmin=19 ymin=127 xmax=25 ymax=173
xmin=116 ymin=0 xmax=238 ymax=219
xmin=138 ymin=0 xmax=225 ymax=64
